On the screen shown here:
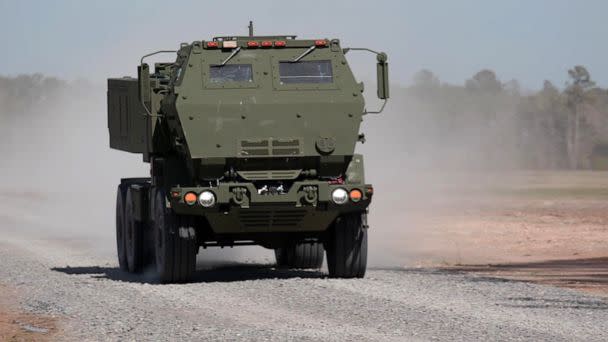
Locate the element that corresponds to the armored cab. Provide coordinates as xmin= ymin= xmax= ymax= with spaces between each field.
xmin=108 ymin=24 xmax=389 ymax=283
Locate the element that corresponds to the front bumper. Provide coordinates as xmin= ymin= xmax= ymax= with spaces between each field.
xmin=168 ymin=181 xmax=372 ymax=233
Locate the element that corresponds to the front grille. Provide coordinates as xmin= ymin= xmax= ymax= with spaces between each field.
xmin=239 ymin=209 xmax=307 ymax=229
xmin=241 ymin=140 xmax=269 ymax=148
xmin=272 ymin=139 xmax=299 ymax=147
xmin=242 ymin=149 xmax=269 ymax=156
xmin=271 ymin=148 xmax=300 ymax=155
xmin=237 ymin=170 xmax=301 ymax=180
xmin=239 ymin=138 xmax=302 ymax=157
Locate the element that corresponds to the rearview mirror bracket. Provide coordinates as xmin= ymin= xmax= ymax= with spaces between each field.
xmin=343 ymin=48 xmax=390 ymax=114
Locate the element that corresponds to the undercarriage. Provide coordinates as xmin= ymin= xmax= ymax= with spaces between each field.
xmin=116 ymin=177 xmax=370 ymax=283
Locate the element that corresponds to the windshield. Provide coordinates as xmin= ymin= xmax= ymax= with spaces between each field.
xmin=278 ymin=60 xmax=333 ymax=84
xmin=209 ymin=64 xmax=253 ymax=83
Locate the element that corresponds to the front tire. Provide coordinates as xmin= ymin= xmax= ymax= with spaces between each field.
xmin=153 ymin=190 xmax=198 ymax=283
xmin=275 ymin=242 xmax=324 ymax=269
xmin=326 ymin=212 xmax=368 ymax=278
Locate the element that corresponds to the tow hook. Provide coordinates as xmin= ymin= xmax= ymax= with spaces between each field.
xmin=302 ymin=186 xmax=318 ymax=205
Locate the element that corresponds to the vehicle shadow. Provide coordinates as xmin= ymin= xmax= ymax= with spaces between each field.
xmin=51 ymin=263 xmax=326 ymax=284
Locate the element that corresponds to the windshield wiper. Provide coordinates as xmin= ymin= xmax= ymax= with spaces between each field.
xmin=292 ymin=45 xmax=316 ymax=62
xmin=220 ymin=47 xmax=241 ymax=66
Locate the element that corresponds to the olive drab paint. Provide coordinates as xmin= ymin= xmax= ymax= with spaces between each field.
xmin=107 ymin=27 xmax=388 ymax=236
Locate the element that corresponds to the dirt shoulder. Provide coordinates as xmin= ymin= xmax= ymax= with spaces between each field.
xmin=0 ymin=284 xmax=60 ymax=341
xmin=441 ymin=197 xmax=608 ymax=297
xmin=448 ymin=257 xmax=608 ymax=297
xmin=375 ymin=171 xmax=608 ymax=297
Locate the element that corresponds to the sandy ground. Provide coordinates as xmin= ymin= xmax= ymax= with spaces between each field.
xmin=0 ymin=285 xmax=59 ymax=341
xmin=373 ymin=171 xmax=608 ymax=296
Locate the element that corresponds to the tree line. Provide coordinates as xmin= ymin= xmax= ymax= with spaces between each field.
xmin=1 ymin=70 xmax=608 ymax=170
xmin=401 ymin=66 xmax=608 ymax=170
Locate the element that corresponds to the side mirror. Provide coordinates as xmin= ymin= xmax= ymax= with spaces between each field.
xmin=138 ymin=63 xmax=151 ymax=104
xmin=376 ymin=53 xmax=389 ymax=100
xmin=342 ymin=47 xmax=389 ymax=113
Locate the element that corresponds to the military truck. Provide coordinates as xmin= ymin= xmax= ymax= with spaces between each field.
xmin=108 ymin=23 xmax=389 ymax=283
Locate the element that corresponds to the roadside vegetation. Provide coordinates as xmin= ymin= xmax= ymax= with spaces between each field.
xmin=2 ymin=66 xmax=607 ymax=171
xmin=386 ymin=66 xmax=608 ymax=170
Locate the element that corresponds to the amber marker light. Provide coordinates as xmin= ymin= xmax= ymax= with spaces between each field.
xmin=349 ymin=189 xmax=363 ymax=202
xmin=184 ymin=192 xmax=198 ymax=206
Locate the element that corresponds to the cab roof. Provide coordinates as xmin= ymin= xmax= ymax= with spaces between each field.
xmin=212 ymin=35 xmax=297 ymax=41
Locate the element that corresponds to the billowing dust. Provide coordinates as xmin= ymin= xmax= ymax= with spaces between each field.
xmin=1 ymin=77 xmax=607 ymax=275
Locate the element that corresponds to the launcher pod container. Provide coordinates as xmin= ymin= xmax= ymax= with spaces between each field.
xmin=108 ymin=24 xmax=389 ymax=283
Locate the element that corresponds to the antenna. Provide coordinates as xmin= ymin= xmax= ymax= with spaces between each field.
xmin=248 ymin=21 xmax=254 ymax=37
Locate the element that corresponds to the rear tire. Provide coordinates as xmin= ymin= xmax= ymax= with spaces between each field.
xmin=153 ymin=189 xmax=198 ymax=283
xmin=125 ymin=188 xmax=144 ymax=273
xmin=115 ymin=186 xmax=128 ymax=271
xmin=275 ymin=242 xmax=324 ymax=269
xmin=326 ymin=212 xmax=368 ymax=278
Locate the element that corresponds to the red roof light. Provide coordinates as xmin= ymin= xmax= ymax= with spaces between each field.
xmin=274 ymin=40 xmax=286 ymax=47
xmin=247 ymin=41 xmax=259 ymax=48
xmin=314 ymin=40 xmax=327 ymax=47
xmin=261 ymin=41 xmax=273 ymax=47
xmin=206 ymin=41 xmax=219 ymax=48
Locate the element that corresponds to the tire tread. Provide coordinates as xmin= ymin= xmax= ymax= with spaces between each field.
xmin=275 ymin=242 xmax=324 ymax=269
xmin=327 ymin=213 xmax=368 ymax=278
xmin=154 ymin=191 xmax=197 ymax=283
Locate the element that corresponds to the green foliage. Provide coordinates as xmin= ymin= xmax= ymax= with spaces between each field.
xmin=566 ymin=65 xmax=596 ymax=108
xmin=0 ymin=74 xmax=68 ymax=116
xmin=465 ymin=69 xmax=503 ymax=93
xmin=1 ymin=67 xmax=607 ymax=170
xmin=407 ymin=66 xmax=608 ymax=169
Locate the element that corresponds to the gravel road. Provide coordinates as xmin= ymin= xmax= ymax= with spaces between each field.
xmin=1 ymin=196 xmax=608 ymax=341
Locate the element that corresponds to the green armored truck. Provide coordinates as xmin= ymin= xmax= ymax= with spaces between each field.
xmin=108 ymin=23 xmax=389 ymax=283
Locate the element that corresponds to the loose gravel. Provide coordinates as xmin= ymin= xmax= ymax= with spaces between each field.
xmin=0 ymin=225 xmax=607 ymax=342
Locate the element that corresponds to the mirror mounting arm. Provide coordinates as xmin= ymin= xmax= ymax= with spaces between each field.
xmin=365 ymin=99 xmax=388 ymax=115
xmin=139 ymin=50 xmax=178 ymax=118
xmin=343 ymin=48 xmax=389 ymax=114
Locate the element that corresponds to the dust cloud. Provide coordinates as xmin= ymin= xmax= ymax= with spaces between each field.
xmin=0 ymin=72 xmax=588 ymax=268
xmin=0 ymin=78 xmax=145 ymax=258
xmin=0 ymin=76 xmax=274 ymax=263
xmin=359 ymin=83 xmax=528 ymax=267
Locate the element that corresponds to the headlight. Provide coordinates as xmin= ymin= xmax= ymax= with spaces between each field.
xmin=331 ymin=188 xmax=348 ymax=205
xmin=198 ymin=191 xmax=216 ymax=207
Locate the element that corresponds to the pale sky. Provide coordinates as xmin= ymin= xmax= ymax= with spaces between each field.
xmin=0 ymin=0 xmax=607 ymax=89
